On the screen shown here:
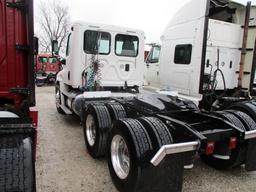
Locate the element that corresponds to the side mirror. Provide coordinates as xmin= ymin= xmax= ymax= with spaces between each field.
xmin=61 ymin=59 xmax=66 ymax=65
xmin=34 ymin=37 xmax=39 ymax=55
xmin=145 ymin=59 xmax=150 ymax=66
xmin=52 ymin=40 xmax=59 ymax=55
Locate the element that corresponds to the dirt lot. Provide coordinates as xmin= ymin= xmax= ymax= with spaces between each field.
xmin=36 ymin=86 xmax=256 ymax=192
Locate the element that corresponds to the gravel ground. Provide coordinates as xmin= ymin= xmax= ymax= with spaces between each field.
xmin=36 ymin=86 xmax=256 ymax=192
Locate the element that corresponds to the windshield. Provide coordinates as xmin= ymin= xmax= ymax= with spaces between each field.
xmin=147 ymin=46 xmax=160 ymax=63
xmin=49 ymin=57 xmax=58 ymax=64
xmin=115 ymin=34 xmax=139 ymax=57
xmin=39 ymin=57 xmax=48 ymax=63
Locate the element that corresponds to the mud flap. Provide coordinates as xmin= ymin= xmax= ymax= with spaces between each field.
xmin=245 ymin=138 xmax=256 ymax=171
xmin=138 ymin=151 xmax=194 ymax=192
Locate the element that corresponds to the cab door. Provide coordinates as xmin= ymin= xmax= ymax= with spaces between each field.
xmin=144 ymin=45 xmax=161 ymax=87
xmin=83 ymin=30 xmax=112 ymax=88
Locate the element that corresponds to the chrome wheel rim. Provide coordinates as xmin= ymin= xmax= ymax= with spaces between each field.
xmin=111 ymin=135 xmax=130 ymax=179
xmin=86 ymin=114 xmax=97 ymax=146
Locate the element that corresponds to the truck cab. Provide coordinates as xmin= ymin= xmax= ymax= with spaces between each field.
xmin=58 ymin=22 xmax=144 ymax=89
xmin=36 ymin=53 xmax=61 ymax=85
xmin=56 ymin=22 xmax=145 ymax=115
xmin=144 ymin=0 xmax=256 ymax=109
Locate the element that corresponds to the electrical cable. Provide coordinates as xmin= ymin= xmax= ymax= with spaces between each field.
xmin=204 ymin=48 xmax=227 ymax=110
xmin=84 ymin=31 xmax=103 ymax=91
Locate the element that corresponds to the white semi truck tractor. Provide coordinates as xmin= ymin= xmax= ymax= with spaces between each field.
xmin=55 ymin=1 xmax=256 ymax=191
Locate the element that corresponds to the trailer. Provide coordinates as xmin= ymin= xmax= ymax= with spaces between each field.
xmin=55 ymin=1 xmax=256 ymax=192
xmin=0 ymin=0 xmax=37 ymax=191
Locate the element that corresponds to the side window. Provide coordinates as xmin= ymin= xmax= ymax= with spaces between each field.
xmin=84 ymin=30 xmax=110 ymax=55
xmin=174 ymin=44 xmax=192 ymax=64
xmin=66 ymin=33 xmax=72 ymax=56
xmin=146 ymin=46 xmax=160 ymax=64
xmin=115 ymin=34 xmax=139 ymax=57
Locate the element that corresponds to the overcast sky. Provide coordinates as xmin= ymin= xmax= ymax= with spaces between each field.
xmin=35 ymin=0 xmax=256 ymax=43
xmin=35 ymin=0 xmax=191 ymax=43
xmin=65 ymin=0 xmax=191 ymax=43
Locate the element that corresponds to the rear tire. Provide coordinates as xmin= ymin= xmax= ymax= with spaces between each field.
xmin=0 ymin=137 xmax=35 ymax=192
xmin=226 ymin=110 xmax=256 ymax=131
xmin=83 ymin=104 xmax=111 ymax=158
xmin=106 ymin=103 xmax=127 ymax=121
xmin=107 ymin=119 xmax=153 ymax=192
xmin=138 ymin=117 xmax=173 ymax=152
xmin=214 ymin=111 xmax=246 ymax=131
xmin=229 ymin=101 xmax=256 ymax=123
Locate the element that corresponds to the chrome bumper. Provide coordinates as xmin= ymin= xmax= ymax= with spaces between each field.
xmin=245 ymin=130 xmax=256 ymax=140
xmin=150 ymin=141 xmax=200 ymax=166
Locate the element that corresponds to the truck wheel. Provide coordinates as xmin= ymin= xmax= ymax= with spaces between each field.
xmin=229 ymin=102 xmax=256 ymax=123
xmin=107 ymin=119 xmax=153 ymax=192
xmin=226 ymin=110 xmax=256 ymax=131
xmin=138 ymin=117 xmax=173 ymax=152
xmin=55 ymin=85 xmax=65 ymax=115
xmin=0 ymin=137 xmax=35 ymax=192
xmin=201 ymin=111 xmax=247 ymax=169
xmin=106 ymin=103 xmax=127 ymax=121
xmin=83 ymin=104 xmax=111 ymax=158
xmin=214 ymin=111 xmax=246 ymax=131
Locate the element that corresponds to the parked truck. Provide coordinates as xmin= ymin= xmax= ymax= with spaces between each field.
xmin=0 ymin=0 xmax=37 ymax=191
xmin=145 ymin=0 xmax=256 ymax=108
xmin=35 ymin=53 xmax=61 ymax=86
xmin=55 ymin=0 xmax=256 ymax=192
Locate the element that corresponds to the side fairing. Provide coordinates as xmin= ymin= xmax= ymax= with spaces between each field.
xmin=159 ymin=0 xmax=209 ymax=98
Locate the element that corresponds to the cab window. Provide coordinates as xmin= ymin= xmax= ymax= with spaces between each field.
xmin=115 ymin=34 xmax=139 ymax=57
xmin=84 ymin=30 xmax=111 ymax=55
xmin=174 ymin=44 xmax=192 ymax=64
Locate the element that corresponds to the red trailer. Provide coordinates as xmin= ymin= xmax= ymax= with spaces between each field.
xmin=0 ymin=0 xmax=37 ymax=191
xmin=36 ymin=53 xmax=61 ymax=86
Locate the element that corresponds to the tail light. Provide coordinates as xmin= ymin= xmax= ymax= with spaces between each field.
xmin=30 ymin=107 xmax=38 ymax=160
xmin=229 ymin=137 xmax=237 ymax=150
xmin=29 ymin=107 xmax=38 ymax=128
xmin=206 ymin=141 xmax=215 ymax=155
